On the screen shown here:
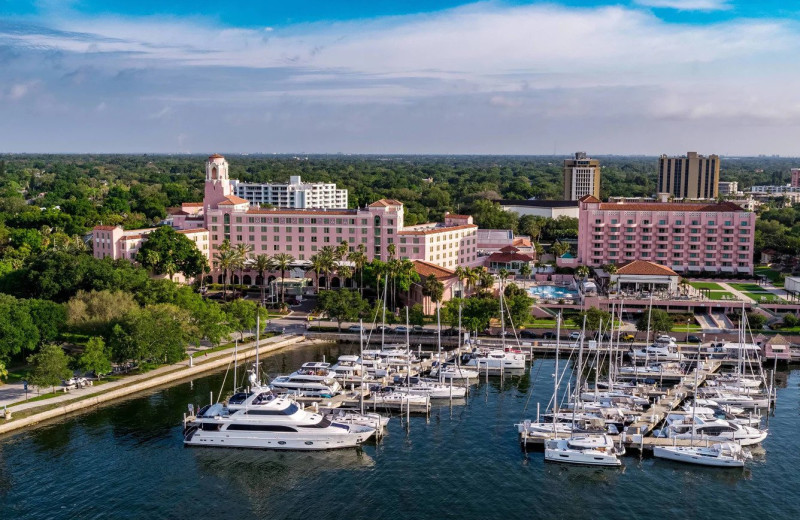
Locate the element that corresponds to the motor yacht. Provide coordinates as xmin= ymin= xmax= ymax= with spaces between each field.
xmin=271 ymin=362 xmax=342 ymax=397
xmin=184 ymin=395 xmax=375 ymax=450
xmin=659 ymin=413 xmax=767 ymax=446
xmin=629 ymin=339 xmax=683 ymax=362
xmin=463 ymin=349 xmax=526 ymax=373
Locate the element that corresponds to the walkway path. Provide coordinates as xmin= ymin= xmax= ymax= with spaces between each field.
xmin=0 ymin=334 xmax=292 ymax=411
xmin=717 ymin=282 xmax=754 ymax=303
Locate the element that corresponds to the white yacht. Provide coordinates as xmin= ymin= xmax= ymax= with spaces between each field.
xmin=653 ymin=442 xmax=751 ymax=468
xmin=464 ymin=349 xmax=526 ymax=373
xmin=429 ymin=363 xmax=479 ymax=381
xmin=544 ymin=435 xmax=624 ymax=467
xmin=697 ymin=389 xmax=770 ymax=409
xmin=390 ymin=376 xmax=467 ymax=399
xmin=370 ymin=391 xmax=431 ymax=413
xmin=660 ymin=413 xmax=767 ymax=446
xmin=271 ymin=362 xmax=342 ymax=397
xmin=360 ymin=350 xmax=389 ymax=378
xmin=630 ymin=339 xmax=683 ymax=362
xmin=184 ymin=396 xmax=375 ymax=450
xmin=330 ymin=355 xmax=373 ymax=384
xmin=323 ymin=408 xmax=390 ymax=432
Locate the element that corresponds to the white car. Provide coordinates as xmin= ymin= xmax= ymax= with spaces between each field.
xmin=656 ymin=335 xmax=676 ymax=343
xmin=395 ymin=326 xmax=410 ymax=334
xmin=347 ymin=325 xmax=364 ymax=333
xmin=569 ymin=332 xmax=582 ymax=340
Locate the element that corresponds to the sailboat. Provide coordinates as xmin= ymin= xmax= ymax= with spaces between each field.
xmin=430 ymin=301 xmax=479 ymax=380
xmin=544 ymin=315 xmax=624 ymax=467
xmin=654 ymin=358 xmax=752 ymax=467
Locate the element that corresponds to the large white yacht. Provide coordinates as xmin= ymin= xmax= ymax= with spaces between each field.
xmin=463 ymin=349 xmax=526 ymax=373
xmin=629 ymin=339 xmax=683 ymax=362
xmin=330 ymin=355 xmax=373 ymax=384
xmin=184 ymin=395 xmax=375 ymax=450
xmin=270 ymin=362 xmax=342 ymax=397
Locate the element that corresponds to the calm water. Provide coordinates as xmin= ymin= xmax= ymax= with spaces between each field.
xmin=1 ymin=343 xmax=799 ymax=520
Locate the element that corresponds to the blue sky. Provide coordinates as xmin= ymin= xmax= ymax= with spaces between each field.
xmin=2 ymin=0 xmax=800 ymax=154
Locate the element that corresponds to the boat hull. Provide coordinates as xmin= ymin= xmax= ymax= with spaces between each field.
xmin=184 ymin=428 xmax=374 ymax=450
xmin=653 ymin=446 xmax=745 ymax=467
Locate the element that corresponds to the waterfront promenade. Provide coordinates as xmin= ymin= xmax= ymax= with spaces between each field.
xmin=0 ymin=333 xmax=306 ymax=435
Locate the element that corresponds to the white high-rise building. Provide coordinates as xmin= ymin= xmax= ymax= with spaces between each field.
xmin=563 ymin=152 xmax=601 ymax=201
xmin=232 ymin=176 xmax=348 ymax=209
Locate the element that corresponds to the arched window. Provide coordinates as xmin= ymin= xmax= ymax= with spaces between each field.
xmin=374 ymin=215 xmax=381 ymax=227
xmin=211 ymin=166 xmax=218 ymax=179
xmin=224 ymin=214 xmax=230 ymax=224
xmin=243 ymin=275 xmax=252 ymax=286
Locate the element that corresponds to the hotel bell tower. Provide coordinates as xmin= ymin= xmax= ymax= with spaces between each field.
xmin=204 ymin=153 xmax=233 ymax=216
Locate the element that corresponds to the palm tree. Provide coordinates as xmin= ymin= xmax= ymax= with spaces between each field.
xmin=422 ymin=274 xmax=445 ymax=314
xmin=519 ymin=263 xmax=532 ymax=281
xmin=387 ymin=257 xmax=401 ymax=310
xmin=464 ymin=267 xmax=480 ymax=297
xmin=253 ymin=254 xmax=274 ymax=303
xmin=387 ymin=243 xmax=396 ymax=259
xmin=310 ymin=254 xmax=326 ymax=293
xmin=214 ymin=249 xmax=236 ymax=301
xmin=163 ymin=259 xmax=178 ymax=282
xmin=272 ymin=253 xmax=295 ymax=306
xmin=234 ymin=243 xmax=254 ymax=290
xmin=454 ymin=265 xmax=468 ymax=298
xmin=319 ymin=246 xmax=336 ymax=290
xmin=335 ymin=241 xmax=350 ymax=262
xmin=478 ymin=268 xmax=495 ymax=294
xmin=338 ymin=265 xmax=353 ymax=289
xmin=348 ymin=245 xmax=368 ymax=295
xmin=576 ymin=265 xmax=590 ymax=280
xmin=396 ymin=258 xmax=417 ymax=306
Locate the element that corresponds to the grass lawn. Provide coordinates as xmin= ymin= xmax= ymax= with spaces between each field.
xmin=706 ymin=291 xmax=736 ymax=301
xmin=728 ymin=283 xmax=769 ymax=293
xmin=755 ymin=266 xmax=784 ymax=287
xmin=744 ymin=292 xmax=786 ymax=303
xmin=690 ymin=282 xmax=725 ymax=291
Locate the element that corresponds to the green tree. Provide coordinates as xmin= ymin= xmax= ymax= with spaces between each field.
xmin=747 ymin=312 xmax=767 ymax=330
xmin=503 ymin=283 xmax=533 ymax=328
xmin=225 ymin=299 xmax=267 ymax=341
xmin=574 ymin=306 xmax=612 ymax=334
xmin=0 ymin=360 xmax=7 ymax=381
xmin=78 ymin=337 xmax=112 ymax=379
xmin=27 ymin=299 xmax=67 ymax=345
xmin=135 ymin=226 xmax=207 ymax=280
xmin=422 ymin=274 xmax=445 ymax=307
xmin=408 ymin=303 xmax=425 ymax=326
xmin=28 ymin=344 xmax=73 ymax=394
xmin=316 ymin=289 xmax=369 ymax=331
xmin=109 ymin=304 xmax=188 ymax=365
xmin=636 ymin=309 xmax=673 ymax=336
xmin=348 ymin=245 xmax=368 ymax=295
xmin=253 ymin=254 xmax=274 ymax=303
xmin=0 ymin=294 xmax=40 ymax=362
xmin=66 ymin=290 xmax=139 ymax=335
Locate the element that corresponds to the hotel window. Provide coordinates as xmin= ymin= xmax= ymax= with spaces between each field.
xmin=248 ymin=226 xmax=254 ymax=232
xmin=248 ymin=235 xmax=254 ymax=242
xmin=211 ymin=216 xmax=218 ymax=223
xmin=658 ymin=220 xmax=666 ymax=225
xmin=626 ymin=227 xmax=635 ymax=232
xmin=286 ymin=236 xmax=292 ymax=242
xmin=274 ymin=245 xmax=280 ymax=251
xmin=312 ymin=245 xmax=318 ymax=251
xmin=708 ymin=220 xmax=715 ymax=226
xmin=236 ymin=226 xmax=242 ymax=232
xmin=298 ymin=227 xmax=304 ymax=233
xmin=261 ymin=244 xmax=267 ymax=250
xmin=611 ymin=219 xmax=618 ymax=224
xmin=413 ymin=247 xmax=420 ymax=254
xmin=286 ymin=227 xmax=292 ymax=233
xmin=627 ymin=219 xmax=633 ymax=224
xmin=299 ymin=245 xmax=305 ymax=251
xmin=261 ymin=226 xmax=267 ymax=232
xmin=595 ymin=219 xmax=601 ymax=224
xmin=236 ymin=235 xmax=242 ymax=241
xmin=261 ymin=235 xmax=267 ymax=242
xmin=236 ymin=217 xmax=242 ymax=223
xmin=274 ymin=236 xmax=280 ymax=242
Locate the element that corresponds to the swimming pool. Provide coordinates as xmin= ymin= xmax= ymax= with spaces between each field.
xmin=527 ymin=285 xmax=579 ymax=299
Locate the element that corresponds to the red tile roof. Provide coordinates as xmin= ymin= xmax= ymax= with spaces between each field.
xmin=499 ymin=245 xmax=520 ymax=253
xmin=487 ymin=252 xmax=535 ymax=263
xmin=94 ymin=225 xmax=118 ymax=231
xmin=445 ymin=213 xmax=472 ymax=219
xmin=616 ymin=260 xmax=678 ymax=276
xmin=218 ymin=195 xmax=250 ymax=206
xmin=182 ymin=202 xmax=204 ymax=207
xmin=369 ymin=199 xmax=404 ymax=207
xmin=177 ymin=228 xmax=208 ymax=234
xmin=512 ymin=237 xmax=532 ymax=247
xmin=597 ymin=201 xmax=744 ymax=212
xmin=209 ymin=153 xmax=224 ymax=159
xmin=412 ymin=260 xmax=456 ymax=280
xmin=579 ymin=195 xmax=601 ymax=203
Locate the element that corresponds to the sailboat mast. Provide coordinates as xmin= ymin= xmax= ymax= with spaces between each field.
xmin=255 ymin=305 xmax=260 ymax=387
xmin=360 ymin=318 xmax=364 ymax=415
xmin=499 ymin=276 xmax=506 ymax=351
xmin=553 ymin=313 xmax=561 ymax=438
xmin=437 ymin=303 xmax=442 ymax=383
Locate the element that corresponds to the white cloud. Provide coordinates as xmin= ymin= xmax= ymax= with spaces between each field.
xmin=1 ymin=2 xmax=800 ymax=153
xmin=634 ymin=0 xmax=732 ymax=11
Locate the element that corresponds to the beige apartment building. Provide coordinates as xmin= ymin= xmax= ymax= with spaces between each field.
xmin=563 ymin=152 xmax=601 ymax=201
xmin=657 ymin=152 xmax=719 ymax=200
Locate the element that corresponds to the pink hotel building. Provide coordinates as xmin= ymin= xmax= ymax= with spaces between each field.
xmin=96 ymin=155 xmax=481 ymax=279
xmin=577 ymin=196 xmax=756 ymax=274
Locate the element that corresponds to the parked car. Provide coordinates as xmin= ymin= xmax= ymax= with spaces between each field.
xmin=376 ymin=325 xmax=394 ymax=333
xmin=520 ymin=329 xmax=538 ymax=339
xmin=656 ymin=335 xmax=677 ymax=343
xmin=569 ymin=331 xmax=582 ymax=341
xmin=395 ymin=325 xmax=410 ymax=334
xmin=620 ymin=333 xmax=635 ymax=342
xmin=687 ymin=335 xmax=701 ymax=343
xmin=593 ymin=332 xmax=611 ymax=341
xmin=542 ymin=331 xmax=557 ymax=339
xmin=347 ymin=324 xmax=364 ymax=333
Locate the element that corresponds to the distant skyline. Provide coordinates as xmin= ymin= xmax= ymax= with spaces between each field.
xmin=2 ymin=1 xmax=800 ymax=155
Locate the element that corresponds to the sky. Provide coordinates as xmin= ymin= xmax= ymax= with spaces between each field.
xmin=1 ymin=0 xmax=800 ymax=155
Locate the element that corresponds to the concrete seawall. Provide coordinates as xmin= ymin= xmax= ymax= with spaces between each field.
xmin=0 ymin=335 xmax=306 ymax=436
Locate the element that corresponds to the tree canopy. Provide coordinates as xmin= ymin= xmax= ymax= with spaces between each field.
xmin=136 ymin=226 xmax=207 ymax=279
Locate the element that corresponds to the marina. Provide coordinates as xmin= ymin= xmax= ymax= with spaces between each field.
xmin=0 ymin=340 xmax=798 ymax=519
